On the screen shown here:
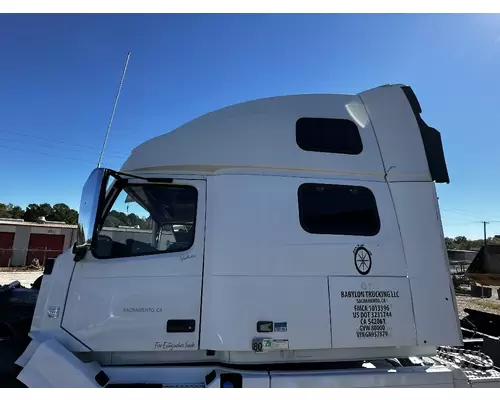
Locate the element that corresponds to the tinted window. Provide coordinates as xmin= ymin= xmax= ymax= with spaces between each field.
xmin=93 ymin=184 xmax=198 ymax=259
xmin=298 ymin=183 xmax=380 ymax=236
xmin=296 ymin=117 xmax=363 ymax=155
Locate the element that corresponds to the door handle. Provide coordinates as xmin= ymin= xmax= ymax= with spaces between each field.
xmin=166 ymin=319 xmax=196 ymax=333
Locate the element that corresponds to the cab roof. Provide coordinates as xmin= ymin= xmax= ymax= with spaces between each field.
xmin=120 ymin=84 xmax=441 ymax=183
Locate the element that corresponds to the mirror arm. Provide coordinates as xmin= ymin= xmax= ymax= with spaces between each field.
xmin=72 ymin=242 xmax=90 ymax=262
xmin=109 ymin=170 xmax=173 ymax=183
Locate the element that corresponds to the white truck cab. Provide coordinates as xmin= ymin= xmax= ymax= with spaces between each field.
xmin=15 ymin=83 xmax=483 ymax=388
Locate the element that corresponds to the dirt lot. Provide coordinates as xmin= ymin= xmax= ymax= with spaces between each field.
xmin=455 ymin=292 xmax=500 ymax=319
xmin=0 ymin=270 xmax=42 ymax=287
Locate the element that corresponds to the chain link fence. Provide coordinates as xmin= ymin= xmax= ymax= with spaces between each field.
xmin=0 ymin=247 xmax=65 ymax=268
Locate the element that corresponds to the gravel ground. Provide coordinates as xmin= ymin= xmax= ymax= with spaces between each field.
xmin=455 ymin=291 xmax=500 ymax=319
xmin=0 ymin=271 xmax=41 ymax=287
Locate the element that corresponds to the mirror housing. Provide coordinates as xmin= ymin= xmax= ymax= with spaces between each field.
xmin=73 ymin=168 xmax=110 ymax=261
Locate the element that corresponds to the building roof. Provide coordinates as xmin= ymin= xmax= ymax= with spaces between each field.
xmin=0 ymin=220 xmax=77 ymax=229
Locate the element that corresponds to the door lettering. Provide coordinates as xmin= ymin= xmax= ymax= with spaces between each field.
xmin=123 ymin=307 xmax=163 ymax=313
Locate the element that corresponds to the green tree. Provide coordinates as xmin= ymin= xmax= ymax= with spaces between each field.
xmin=491 ymin=235 xmax=500 ymax=244
xmin=445 ymin=237 xmax=456 ymax=249
xmin=127 ymin=213 xmax=149 ymax=229
xmin=0 ymin=203 xmax=7 ymax=218
xmin=9 ymin=205 xmax=24 ymax=219
xmin=103 ymin=210 xmax=150 ymax=229
xmin=22 ymin=202 xmax=78 ymax=224
xmin=0 ymin=203 xmax=24 ymax=219
xmin=24 ymin=203 xmax=54 ymax=222
xmin=454 ymin=236 xmax=468 ymax=245
xmin=49 ymin=203 xmax=78 ymax=225
xmin=104 ymin=210 xmax=128 ymax=227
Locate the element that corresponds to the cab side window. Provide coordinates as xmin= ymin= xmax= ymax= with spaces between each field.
xmin=298 ymin=183 xmax=380 ymax=236
xmin=296 ymin=117 xmax=363 ymax=155
xmin=93 ymin=184 xmax=198 ymax=259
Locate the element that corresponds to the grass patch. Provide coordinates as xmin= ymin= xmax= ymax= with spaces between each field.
xmin=469 ymin=299 xmax=500 ymax=312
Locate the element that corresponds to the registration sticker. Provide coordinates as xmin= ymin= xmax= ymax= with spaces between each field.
xmin=252 ymin=338 xmax=289 ymax=352
xmin=274 ymin=322 xmax=288 ymax=332
xmin=271 ymin=339 xmax=289 ymax=350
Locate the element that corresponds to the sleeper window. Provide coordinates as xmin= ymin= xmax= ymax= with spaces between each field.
xmin=296 ymin=117 xmax=363 ymax=155
xmin=298 ymin=183 xmax=380 ymax=236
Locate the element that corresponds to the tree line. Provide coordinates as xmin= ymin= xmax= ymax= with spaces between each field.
xmin=0 ymin=202 xmax=79 ymax=225
xmin=0 ymin=202 xmax=149 ymax=229
xmin=445 ymin=236 xmax=500 ymax=251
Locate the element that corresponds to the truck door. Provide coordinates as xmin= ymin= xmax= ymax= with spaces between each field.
xmin=61 ymin=178 xmax=206 ymax=352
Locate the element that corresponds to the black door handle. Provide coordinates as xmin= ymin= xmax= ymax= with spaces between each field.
xmin=167 ymin=319 xmax=196 ymax=333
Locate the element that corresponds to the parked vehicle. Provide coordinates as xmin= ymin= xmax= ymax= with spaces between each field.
xmin=3 ymin=84 xmax=500 ymax=387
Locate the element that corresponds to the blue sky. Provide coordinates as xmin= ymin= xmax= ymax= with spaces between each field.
xmin=0 ymin=14 xmax=499 ymax=239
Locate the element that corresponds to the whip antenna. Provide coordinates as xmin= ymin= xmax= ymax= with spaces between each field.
xmin=97 ymin=51 xmax=131 ymax=168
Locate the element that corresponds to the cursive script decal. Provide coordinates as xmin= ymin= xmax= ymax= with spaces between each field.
xmin=154 ymin=341 xmax=196 ymax=351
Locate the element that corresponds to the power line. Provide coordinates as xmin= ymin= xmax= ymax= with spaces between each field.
xmin=0 ymin=144 xmax=104 ymax=165
xmin=0 ymin=134 xmax=128 ymax=160
xmin=442 ymin=221 xmax=479 ymax=226
xmin=0 ymin=128 xmax=130 ymax=156
xmin=482 ymin=221 xmax=489 ymax=246
xmin=440 ymin=207 xmax=481 ymax=220
xmin=467 ymin=221 xmax=500 ymax=245
xmin=440 ymin=208 xmax=500 ymax=225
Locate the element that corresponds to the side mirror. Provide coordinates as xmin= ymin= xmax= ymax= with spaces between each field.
xmin=73 ymin=168 xmax=109 ymax=261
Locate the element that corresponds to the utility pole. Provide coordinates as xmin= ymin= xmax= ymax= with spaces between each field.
xmin=483 ymin=221 xmax=489 ymax=247
xmin=480 ymin=221 xmax=490 ymax=298
xmin=97 ymin=51 xmax=131 ymax=168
